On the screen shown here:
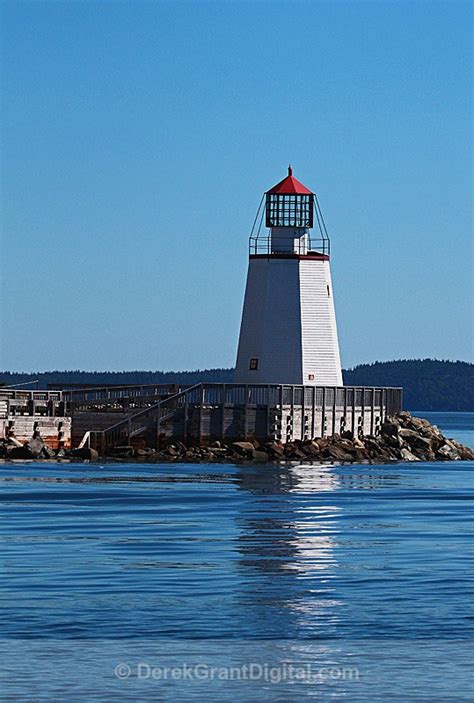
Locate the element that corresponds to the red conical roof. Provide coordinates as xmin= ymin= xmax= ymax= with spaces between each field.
xmin=267 ymin=165 xmax=313 ymax=195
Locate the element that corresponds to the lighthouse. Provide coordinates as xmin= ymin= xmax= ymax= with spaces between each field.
xmin=235 ymin=166 xmax=343 ymax=386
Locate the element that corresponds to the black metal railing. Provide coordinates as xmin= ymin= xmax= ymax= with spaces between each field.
xmin=249 ymin=234 xmax=330 ymax=257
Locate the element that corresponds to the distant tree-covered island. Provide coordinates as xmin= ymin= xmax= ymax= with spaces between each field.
xmin=343 ymin=360 xmax=473 ymax=412
xmin=1 ymin=359 xmax=472 ymax=411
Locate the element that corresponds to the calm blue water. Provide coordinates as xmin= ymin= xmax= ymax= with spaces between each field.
xmin=1 ymin=412 xmax=473 ymax=701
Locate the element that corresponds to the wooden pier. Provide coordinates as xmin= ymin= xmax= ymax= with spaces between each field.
xmin=2 ymin=382 xmax=403 ymax=453
xmin=72 ymin=383 xmax=403 ymax=453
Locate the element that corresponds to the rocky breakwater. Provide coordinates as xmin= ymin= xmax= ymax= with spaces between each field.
xmin=105 ymin=412 xmax=473 ymax=464
xmin=0 ymin=436 xmax=99 ymax=462
xmin=1 ymin=412 xmax=472 ymax=464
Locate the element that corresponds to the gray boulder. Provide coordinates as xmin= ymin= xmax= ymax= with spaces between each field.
xmin=449 ymin=440 xmax=474 ymax=461
xmin=381 ymin=421 xmax=400 ymax=438
xmin=41 ymin=445 xmax=56 ymax=459
xmin=266 ymin=441 xmax=285 ymax=457
xmin=231 ymin=442 xmax=256 ymax=459
xmin=400 ymin=448 xmax=420 ymax=462
xmin=24 ymin=438 xmax=45 ymax=458
xmin=399 ymin=428 xmax=432 ymax=453
xmin=437 ymin=443 xmax=461 ymax=461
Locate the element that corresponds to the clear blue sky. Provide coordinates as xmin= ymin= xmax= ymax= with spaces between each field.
xmin=1 ymin=0 xmax=472 ymax=372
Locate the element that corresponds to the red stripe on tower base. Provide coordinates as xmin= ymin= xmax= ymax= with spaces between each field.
xmin=249 ymin=253 xmax=329 ymax=261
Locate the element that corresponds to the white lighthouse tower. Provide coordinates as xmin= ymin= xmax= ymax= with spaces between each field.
xmin=235 ymin=166 xmax=343 ymax=386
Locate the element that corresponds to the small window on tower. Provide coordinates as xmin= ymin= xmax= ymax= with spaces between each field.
xmin=308 ymin=374 xmax=315 ymax=381
xmin=249 ymin=358 xmax=259 ymax=371
xmin=327 ymin=284 xmax=330 ymax=297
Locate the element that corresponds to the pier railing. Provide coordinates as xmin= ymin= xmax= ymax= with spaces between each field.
xmin=63 ymin=383 xmax=184 ymax=413
xmin=175 ymin=383 xmax=402 ymax=414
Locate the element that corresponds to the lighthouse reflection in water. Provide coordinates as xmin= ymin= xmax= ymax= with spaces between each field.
xmin=236 ymin=464 xmax=343 ymax=638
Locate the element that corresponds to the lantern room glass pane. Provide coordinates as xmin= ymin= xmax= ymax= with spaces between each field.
xmin=265 ymin=193 xmax=314 ymax=228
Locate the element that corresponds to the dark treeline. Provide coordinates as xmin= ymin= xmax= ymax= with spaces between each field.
xmin=0 ymin=368 xmax=234 ymax=388
xmin=0 ymin=359 xmax=472 ymax=411
xmin=343 ymin=359 xmax=473 ymax=411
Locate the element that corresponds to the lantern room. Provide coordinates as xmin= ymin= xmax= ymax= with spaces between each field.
xmin=249 ymin=166 xmax=330 ymax=257
xmin=265 ymin=166 xmax=314 ymax=228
